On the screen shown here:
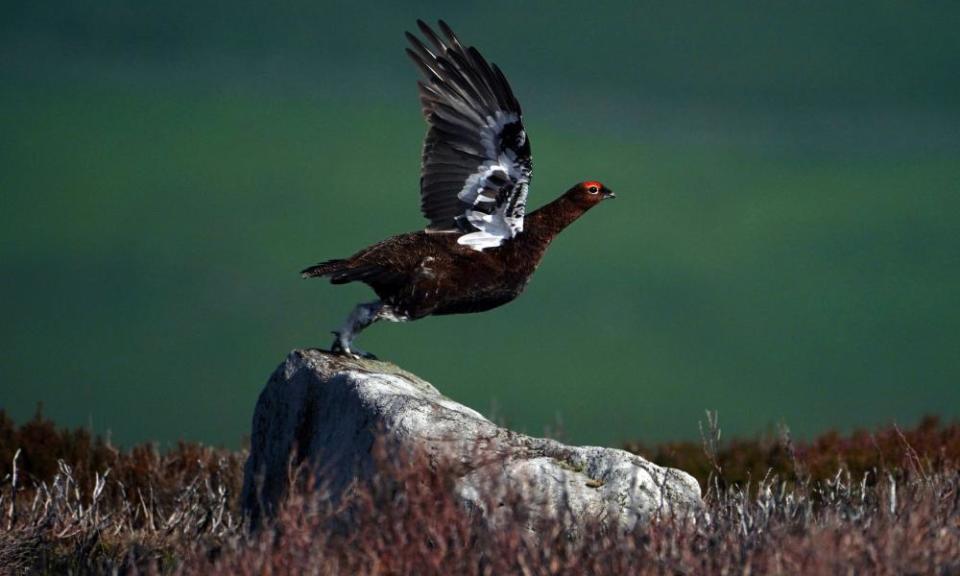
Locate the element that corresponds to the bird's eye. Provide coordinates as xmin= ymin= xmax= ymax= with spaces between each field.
xmin=587 ymin=185 xmax=599 ymax=194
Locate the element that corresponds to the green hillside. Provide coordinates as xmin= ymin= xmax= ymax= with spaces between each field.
xmin=2 ymin=1 xmax=958 ymax=447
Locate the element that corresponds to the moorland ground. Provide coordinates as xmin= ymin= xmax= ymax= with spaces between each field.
xmin=1 ymin=409 xmax=958 ymax=574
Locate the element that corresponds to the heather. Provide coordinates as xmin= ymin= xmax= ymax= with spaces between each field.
xmin=1 ymin=409 xmax=959 ymax=574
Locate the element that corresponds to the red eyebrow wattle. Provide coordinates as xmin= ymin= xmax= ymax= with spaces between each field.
xmin=584 ymin=181 xmax=603 ymax=189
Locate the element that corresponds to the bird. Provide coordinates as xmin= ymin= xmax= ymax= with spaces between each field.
xmin=302 ymin=20 xmax=615 ymax=358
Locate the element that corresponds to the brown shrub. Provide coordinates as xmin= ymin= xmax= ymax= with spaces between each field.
xmin=1 ymin=409 xmax=959 ymax=574
xmin=176 ymin=448 xmax=960 ymax=575
xmin=0 ymin=405 xmax=245 ymax=513
xmin=627 ymin=414 xmax=960 ymax=491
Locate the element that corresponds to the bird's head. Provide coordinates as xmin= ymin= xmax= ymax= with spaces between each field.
xmin=565 ymin=181 xmax=616 ymax=208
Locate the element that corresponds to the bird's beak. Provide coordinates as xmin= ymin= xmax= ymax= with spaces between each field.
xmin=602 ymin=189 xmax=616 ymax=200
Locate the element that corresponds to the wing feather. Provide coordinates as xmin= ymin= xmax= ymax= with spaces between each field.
xmin=407 ymin=20 xmax=533 ymax=250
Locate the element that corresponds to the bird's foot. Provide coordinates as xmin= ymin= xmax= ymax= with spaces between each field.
xmin=329 ymin=332 xmax=378 ymax=360
xmin=329 ymin=331 xmax=351 ymax=356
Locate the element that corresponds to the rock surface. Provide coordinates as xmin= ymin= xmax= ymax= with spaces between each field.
xmin=241 ymin=349 xmax=702 ymax=534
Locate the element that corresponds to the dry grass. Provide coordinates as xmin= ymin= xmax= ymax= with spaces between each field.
xmin=1 ymin=408 xmax=959 ymax=574
xmin=627 ymin=413 xmax=960 ymax=492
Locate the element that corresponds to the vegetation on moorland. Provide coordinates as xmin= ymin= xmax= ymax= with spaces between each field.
xmin=1 ymin=408 xmax=959 ymax=574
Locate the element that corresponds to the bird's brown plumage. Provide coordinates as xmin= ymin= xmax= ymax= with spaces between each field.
xmin=301 ymin=21 xmax=614 ymax=358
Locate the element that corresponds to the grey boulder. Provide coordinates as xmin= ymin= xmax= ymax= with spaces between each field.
xmin=241 ymin=349 xmax=702 ymax=534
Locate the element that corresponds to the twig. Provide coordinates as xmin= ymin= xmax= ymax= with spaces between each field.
xmin=7 ymin=448 xmax=20 ymax=530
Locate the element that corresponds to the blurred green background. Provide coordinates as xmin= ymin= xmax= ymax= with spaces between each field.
xmin=2 ymin=1 xmax=958 ymax=449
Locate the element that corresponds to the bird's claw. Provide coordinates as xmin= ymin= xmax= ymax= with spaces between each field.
xmin=329 ymin=331 xmax=378 ymax=360
xmin=330 ymin=331 xmax=346 ymax=355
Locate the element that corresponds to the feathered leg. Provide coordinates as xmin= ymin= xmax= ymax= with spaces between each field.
xmin=330 ymin=301 xmax=384 ymax=359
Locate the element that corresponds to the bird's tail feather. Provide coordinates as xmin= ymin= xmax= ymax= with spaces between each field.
xmin=301 ymin=259 xmax=386 ymax=285
xmin=301 ymin=259 xmax=349 ymax=279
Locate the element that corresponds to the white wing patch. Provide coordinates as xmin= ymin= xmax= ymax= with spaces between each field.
xmin=408 ymin=21 xmax=533 ymax=250
xmin=455 ymin=111 xmax=529 ymax=251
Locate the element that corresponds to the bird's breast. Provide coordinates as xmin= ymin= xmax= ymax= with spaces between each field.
xmin=403 ymin=249 xmax=529 ymax=314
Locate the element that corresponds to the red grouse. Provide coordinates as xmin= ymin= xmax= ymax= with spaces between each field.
xmin=303 ymin=20 xmax=615 ymax=358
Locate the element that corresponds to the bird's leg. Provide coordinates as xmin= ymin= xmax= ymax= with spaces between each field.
xmin=330 ymin=301 xmax=383 ymax=359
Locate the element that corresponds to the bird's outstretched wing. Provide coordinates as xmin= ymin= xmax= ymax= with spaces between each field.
xmin=406 ymin=20 xmax=532 ymax=251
